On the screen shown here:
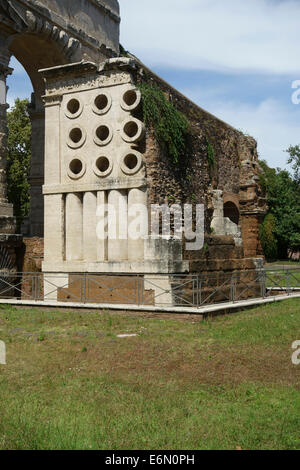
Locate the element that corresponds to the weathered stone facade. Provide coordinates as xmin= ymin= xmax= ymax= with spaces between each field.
xmin=133 ymin=62 xmax=267 ymax=284
xmin=0 ymin=1 xmax=268 ymax=305
xmin=37 ymin=57 xmax=267 ymax=304
xmin=0 ymin=0 xmax=120 ymax=236
xmin=136 ymin=63 xmax=266 ymax=261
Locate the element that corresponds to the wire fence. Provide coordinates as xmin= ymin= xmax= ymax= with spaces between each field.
xmin=0 ymin=268 xmax=299 ymax=308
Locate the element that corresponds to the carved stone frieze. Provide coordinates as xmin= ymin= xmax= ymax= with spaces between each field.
xmin=0 ymin=0 xmax=80 ymax=59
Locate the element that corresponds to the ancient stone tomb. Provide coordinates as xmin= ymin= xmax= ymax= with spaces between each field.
xmin=37 ymin=58 xmax=266 ymax=305
xmin=41 ymin=59 xmax=188 ymax=299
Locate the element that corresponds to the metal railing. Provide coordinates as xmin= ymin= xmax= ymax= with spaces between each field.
xmin=0 ymin=268 xmax=299 ymax=308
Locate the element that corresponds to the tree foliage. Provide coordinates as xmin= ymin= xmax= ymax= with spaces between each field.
xmin=259 ymin=213 xmax=278 ymax=260
xmin=286 ymin=144 xmax=300 ymax=183
xmin=7 ymin=98 xmax=31 ymax=230
xmin=259 ymin=160 xmax=300 ymax=259
xmin=138 ymin=82 xmax=189 ymax=165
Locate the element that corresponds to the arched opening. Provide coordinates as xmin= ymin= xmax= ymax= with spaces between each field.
xmin=7 ymin=57 xmax=33 ymax=107
xmin=6 ymin=34 xmax=69 ymax=237
xmin=224 ymin=201 xmax=240 ymax=225
xmin=9 ymin=33 xmax=68 ymax=107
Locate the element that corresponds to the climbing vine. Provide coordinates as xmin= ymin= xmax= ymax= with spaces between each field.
xmin=206 ymin=136 xmax=215 ymax=170
xmin=259 ymin=213 xmax=278 ymax=260
xmin=137 ymin=82 xmax=189 ymax=165
xmin=119 ymin=44 xmax=129 ymax=57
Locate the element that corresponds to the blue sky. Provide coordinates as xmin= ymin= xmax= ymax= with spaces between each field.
xmin=7 ymin=0 xmax=300 ymax=170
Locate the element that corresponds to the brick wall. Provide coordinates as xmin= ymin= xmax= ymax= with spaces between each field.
xmin=133 ymin=62 xmax=267 ymax=260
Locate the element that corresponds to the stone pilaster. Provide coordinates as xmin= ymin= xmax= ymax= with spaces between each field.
xmin=28 ymin=101 xmax=45 ymax=236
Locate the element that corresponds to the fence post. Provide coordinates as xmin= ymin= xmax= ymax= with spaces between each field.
xmin=286 ymin=270 xmax=291 ymax=295
xmin=230 ymin=277 xmax=236 ymax=303
xmin=136 ymin=275 xmax=140 ymax=305
xmin=36 ymin=275 xmax=41 ymax=301
xmin=261 ymin=270 xmax=266 ymax=298
xmin=33 ymin=274 xmax=37 ymax=301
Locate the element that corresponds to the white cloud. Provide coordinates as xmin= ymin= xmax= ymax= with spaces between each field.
xmin=9 ymin=56 xmax=27 ymax=75
xmin=7 ymin=58 xmax=33 ymax=107
xmin=119 ymin=0 xmax=300 ymax=169
xmin=5 ymin=2 xmax=299 ymax=171
xmin=119 ymin=0 xmax=300 ymax=75
xmin=184 ymin=86 xmax=300 ymax=169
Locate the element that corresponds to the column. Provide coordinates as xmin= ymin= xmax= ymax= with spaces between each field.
xmin=28 ymin=101 xmax=45 ymax=237
xmin=128 ymin=187 xmax=148 ymax=261
xmin=108 ymin=189 xmax=128 ymax=261
xmin=83 ymin=191 xmax=97 ymax=261
xmin=66 ymin=193 xmax=83 ymax=261
xmin=96 ymin=190 xmax=108 ymax=261
xmin=43 ymin=194 xmax=65 ymax=264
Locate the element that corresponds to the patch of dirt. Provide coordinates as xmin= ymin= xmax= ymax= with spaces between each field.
xmin=12 ymin=305 xmax=204 ymax=322
xmin=53 ymin=339 xmax=300 ymax=388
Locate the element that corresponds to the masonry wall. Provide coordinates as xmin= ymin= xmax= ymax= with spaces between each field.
xmin=134 ymin=63 xmax=267 ymax=261
xmin=16 ymin=58 xmax=268 ymax=308
xmin=19 ymin=237 xmax=44 ymax=273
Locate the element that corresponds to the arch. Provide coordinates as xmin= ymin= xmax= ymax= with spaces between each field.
xmin=7 ymin=34 xmax=70 ymax=236
xmin=9 ymin=33 xmax=69 ymax=107
xmin=224 ymin=201 xmax=240 ymax=225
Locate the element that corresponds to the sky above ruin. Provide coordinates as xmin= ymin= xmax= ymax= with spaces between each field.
xmin=7 ymin=0 xmax=300 ymax=171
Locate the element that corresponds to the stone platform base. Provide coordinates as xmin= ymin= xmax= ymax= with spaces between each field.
xmin=43 ymin=273 xmax=173 ymax=306
xmin=41 ymin=267 xmax=265 ymax=307
xmin=42 ymin=260 xmax=189 ymax=274
xmin=19 ymin=235 xmax=266 ymax=307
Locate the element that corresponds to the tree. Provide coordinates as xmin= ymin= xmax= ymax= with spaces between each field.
xmin=7 ymin=98 xmax=31 ymax=231
xmin=286 ymin=144 xmax=300 ymax=183
xmin=259 ymin=213 xmax=278 ymax=260
xmin=259 ymin=160 xmax=300 ymax=259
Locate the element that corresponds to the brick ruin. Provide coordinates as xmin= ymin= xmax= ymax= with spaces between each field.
xmin=0 ymin=1 xmax=267 ymax=305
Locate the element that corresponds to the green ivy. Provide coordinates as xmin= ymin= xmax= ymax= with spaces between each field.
xmin=206 ymin=137 xmax=215 ymax=169
xmin=119 ymin=44 xmax=129 ymax=57
xmin=137 ymin=82 xmax=189 ymax=165
xmin=259 ymin=213 xmax=278 ymax=260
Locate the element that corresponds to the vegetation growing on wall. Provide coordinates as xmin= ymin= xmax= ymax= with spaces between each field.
xmin=286 ymin=144 xmax=300 ymax=183
xmin=137 ymin=82 xmax=189 ymax=165
xmin=206 ymin=136 xmax=215 ymax=170
xmin=7 ymin=98 xmax=31 ymax=230
xmin=119 ymin=44 xmax=129 ymax=58
xmin=259 ymin=213 xmax=278 ymax=260
xmin=259 ymin=160 xmax=300 ymax=259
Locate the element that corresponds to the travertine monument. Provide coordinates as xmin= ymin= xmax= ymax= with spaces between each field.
xmin=0 ymin=1 xmax=267 ymax=305
xmin=0 ymin=0 xmax=120 ymax=237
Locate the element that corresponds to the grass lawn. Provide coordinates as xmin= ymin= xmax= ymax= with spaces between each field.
xmin=266 ymin=260 xmax=299 ymax=267
xmin=265 ymin=269 xmax=300 ymax=289
xmin=0 ymin=300 xmax=299 ymax=450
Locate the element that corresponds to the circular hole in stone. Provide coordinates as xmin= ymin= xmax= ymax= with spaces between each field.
xmin=123 ymin=90 xmax=138 ymax=107
xmin=69 ymin=127 xmax=83 ymax=144
xmin=94 ymin=94 xmax=109 ymax=111
xmin=96 ymin=156 xmax=110 ymax=173
xmin=69 ymin=159 xmax=83 ymax=175
xmin=67 ymin=98 xmax=80 ymax=115
xmin=124 ymin=153 xmax=138 ymax=170
xmin=124 ymin=121 xmax=139 ymax=139
xmin=96 ymin=125 xmax=110 ymax=142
